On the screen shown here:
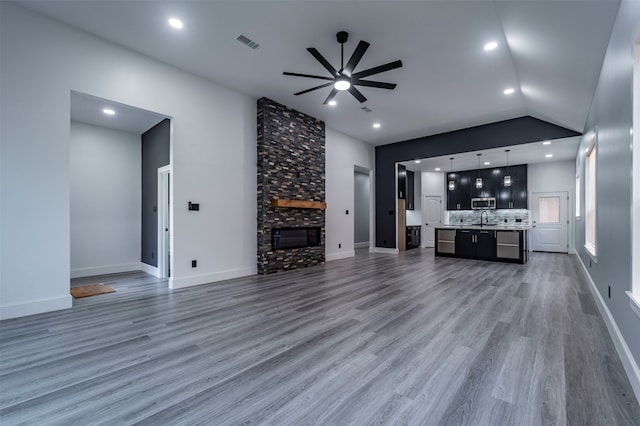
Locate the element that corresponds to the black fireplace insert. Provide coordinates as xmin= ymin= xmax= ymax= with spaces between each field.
xmin=272 ymin=227 xmax=321 ymax=250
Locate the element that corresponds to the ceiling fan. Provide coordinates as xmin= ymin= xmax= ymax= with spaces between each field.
xmin=283 ymin=31 xmax=403 ymax=105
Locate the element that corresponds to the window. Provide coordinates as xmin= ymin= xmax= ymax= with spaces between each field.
xmin=575 ymin=174 xmax=580 ymax=218
xmin=539 ymin=196 xmax=560 ymax=223
xmin=585 ymin=135 xmax=597 ymax=257
xmin=631 ymin=40 xmax=640 ymax=313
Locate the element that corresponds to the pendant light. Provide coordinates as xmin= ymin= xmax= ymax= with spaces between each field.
xmin=448 ymin=157 xmax=455 ymax=190
xmin=503 ymin=149 xmax=512 ymax=187
xmin=475 ymin=154 xmax=483 ymax=188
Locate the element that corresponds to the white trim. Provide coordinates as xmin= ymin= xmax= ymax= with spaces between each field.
xmin=140 ymin=262 xmax=160 ymax=277
xmin=0 ymin=295 xmax=72 ymax=320
xmin=354 ymin=241 xmax=369 ymax=249
xmin=326 ymin=251 xmax=356 ymax=261
xmin=627 ymin=291 xmax=640 ymax=319
xmin=70 ymin=263 xmax=141 ymax=279
xmin=373 ymin=247 xmax=400 ymax=254
xmin=157 ymin=165 xmax=171 ymax=280
xmin=576 ymin=255 xmax=640 ymax=403
xmin=169 ymin=266 xmax=256 ymax=289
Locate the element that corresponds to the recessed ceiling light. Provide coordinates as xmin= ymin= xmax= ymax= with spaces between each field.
xmin=542 ymin=140 xmax=551 ymax=145
xmin=373 ymin=122 xmax=381 ymax=129
xmin=545 ymin=154 xmax=553 ymax=158
xmin=328 ymin=100 xmax=337 ymax=106
xmin=168 ymin=18 xmax=183 ymax=29
xmin=484 ymin=41 xmax=498 ymax=51
xmin=484 ymin=161 xmax=490 ymax=165
xmin=103 ymin=108 xmax=115 ymax=115
xmin=503 ymin=88 xmax=515 ymax=95
xmin=435 ymin=168 xmax=441 ymax=171
xmin=414 ymin=160 xmax=421 ymax=164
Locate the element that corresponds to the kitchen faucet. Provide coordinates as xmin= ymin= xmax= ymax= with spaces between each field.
xmin=480 ymin=210 xmax=489 ymax=227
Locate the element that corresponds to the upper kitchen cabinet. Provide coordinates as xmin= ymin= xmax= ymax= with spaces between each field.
xmin=447 ymin=171 xmax=471 ymax=210
xmin=406 ymin=170 xmax=415 ymax=210
xmin=471 ymin=168 xmax=497 ymax=199
xmin=398 ymin=164 xmax=407 ymax=200
xmin=497 ymin=164 xmax=528 ymax=209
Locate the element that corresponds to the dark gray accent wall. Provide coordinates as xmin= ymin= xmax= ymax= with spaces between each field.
xmin=257 ymin=98 xmax=325 ymax=274
xmin=575 ymin=0 xmax=640 ymax=372
xmin=141 ymin=119 xmax=170 ymax=267
xmin=375 ymin=116 xmax=581 ymax=248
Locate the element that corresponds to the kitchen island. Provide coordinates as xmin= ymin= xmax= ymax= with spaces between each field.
xmin=435 ymin=225 xmax=529 ymax=264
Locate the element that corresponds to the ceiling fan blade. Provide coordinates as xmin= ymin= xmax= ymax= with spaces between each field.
xmin=294 ymin=82 xmax=334 ymax=96
xmin=283 ymin=72 xmax=334 ymax=81
xmin=353 ymin=80 xmax=397 ymax=90
xmin=352 ymin=60 xmax=403 ymax=79
xmin=323 ymin=88 xmax=338 ymax=104
xmin=343 ymin=40 xmax=370 ymax=76
xmin=307 ymin=48 xmax=339 ymax=77
xmin=348 ymin=86 xmax=367 ymax=103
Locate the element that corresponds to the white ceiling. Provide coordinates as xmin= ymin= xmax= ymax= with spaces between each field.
xmin=71 ymin=91 xmax=167 ymax=134
xmin=21 ymin=0 xmax=619 ymax=145
xmin=399 ymin=136 xmax=581 ymax=173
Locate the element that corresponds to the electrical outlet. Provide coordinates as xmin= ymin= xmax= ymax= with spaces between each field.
xmin=608 ymin=286 xmax=611 ymax=298
xmin=338 ymin=243 xmax=341 ymax=249
xmin=589 ymin=259 xmax=592 ymax=268
xmin=192 ymin=260 xmax=197 ymax=268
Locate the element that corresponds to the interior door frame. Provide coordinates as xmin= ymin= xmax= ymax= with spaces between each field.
xmin=157 ymin=165 xmax=172 ymax=278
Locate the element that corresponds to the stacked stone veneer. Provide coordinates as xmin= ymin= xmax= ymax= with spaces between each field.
xmin=257 ymin=98 xmax=325 ymax=274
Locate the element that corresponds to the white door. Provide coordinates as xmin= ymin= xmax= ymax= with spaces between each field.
xmin=532 ymin=191 xmax=568 ymax=253
xmin=422 ymin=195 xmax=442 ymax=248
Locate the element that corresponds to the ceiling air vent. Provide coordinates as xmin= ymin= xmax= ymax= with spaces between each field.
xmin=361 ymin=106 xmax=373 ymax=113
xmin=236 ymin=35 xmax=260 ymax=50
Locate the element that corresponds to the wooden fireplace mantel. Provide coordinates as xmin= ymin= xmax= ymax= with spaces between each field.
xmin=271 ymin=199 xmax=327 ymax=210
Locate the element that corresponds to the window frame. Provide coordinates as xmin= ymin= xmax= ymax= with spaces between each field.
xmin=584 ymin=132 xmax=597 ymax=258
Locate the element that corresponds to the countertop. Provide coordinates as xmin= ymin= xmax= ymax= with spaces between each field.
xmin=437 ymin=224 xmax=531 ymax=231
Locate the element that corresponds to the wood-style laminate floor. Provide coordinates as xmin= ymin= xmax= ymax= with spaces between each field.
xmin=1 ymin=249 xmax=639 ymax=425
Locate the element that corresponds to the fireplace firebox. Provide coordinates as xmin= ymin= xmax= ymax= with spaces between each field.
xmin=272 ymin=227 xmax=321 ymax=250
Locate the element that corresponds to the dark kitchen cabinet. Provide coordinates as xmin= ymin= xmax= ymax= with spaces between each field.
xmin=455 ymin=229 xmax=496 ymax=259
xmin=497 ymin=164 xmax=528 ymax=209
xmin=406 ymin=226 xmax=421 ymax=250
xmin=407 ymin=170 xmax=415 ymax=210
xmin=447 ymin=171 xmax=471 ymax=210
xmin=398 ymin=164 xmax=407 ymax=199
xmin=471 ymin=168 xmax=496 ymax=199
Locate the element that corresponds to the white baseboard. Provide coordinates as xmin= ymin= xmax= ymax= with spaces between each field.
xmin=169 ymin=266 xmax=257 ymax=290
xmin=140 ymin=262 xmax=160 ymax=277
xmin=326 ymin=251 xmax=356 ymax=262
xmin=575 ymin=254 xmax=640 ymax=403
xmin=354 ymin=242 xmax=370 ymax=249
xmin=70 ymin=262 xmax=141 ymax=279
xmin=0 ymin=294 xmax=72 ymax=320
xmin=373 ymin=247 xmax=400 ymax=254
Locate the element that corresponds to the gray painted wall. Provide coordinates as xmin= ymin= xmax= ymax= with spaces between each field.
xmin=354 ymin=171 xmax=370 ymax=244
xmin=575 ymin=0 xmax=640 ymax=373
xmin=141 ymin=119 xmax=170 ymax=267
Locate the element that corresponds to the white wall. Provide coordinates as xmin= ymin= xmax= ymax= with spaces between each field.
xmin=528 ymin=160 xmax=576 ymax=253
xmin=70 ymin=122 xmax=141 ymax=278
xmin=325 ymin=127 xmax=374 ymax=261
xmin=0 ymin=3 xmax=257 ymax=318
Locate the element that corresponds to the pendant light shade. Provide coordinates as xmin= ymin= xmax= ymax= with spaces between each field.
xmin=475 ymin=154 xmax=483 ymax=188
xmin=504 ymin=149 xmax=511 ymax=187
xmin=448 ymin=157 xmax=455 ymax=191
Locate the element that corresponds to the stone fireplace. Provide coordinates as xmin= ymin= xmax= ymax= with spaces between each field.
xmin=256 ymin=98 xmax=325 ymax=274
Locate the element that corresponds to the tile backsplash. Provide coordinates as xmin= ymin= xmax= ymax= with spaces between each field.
xmin=447 ymin=209 xmax=530 ymax=226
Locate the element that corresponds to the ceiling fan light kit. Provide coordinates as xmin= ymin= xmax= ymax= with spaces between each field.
xmin=283 ymin=31 xmax=403 ymax=104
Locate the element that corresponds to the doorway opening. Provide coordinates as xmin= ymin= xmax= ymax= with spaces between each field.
xmin=354 ymin=166 xmax=372 ymax=252
xmin=69 ymin=91 xmax=172 ymax=298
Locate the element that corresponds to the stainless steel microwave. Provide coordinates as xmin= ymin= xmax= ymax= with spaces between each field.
xmin=471 ymin=197 xmax=496 ymax=210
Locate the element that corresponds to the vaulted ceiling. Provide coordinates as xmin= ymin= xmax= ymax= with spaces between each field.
xmin=20 ymin=0 xmax=620 ymax=145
